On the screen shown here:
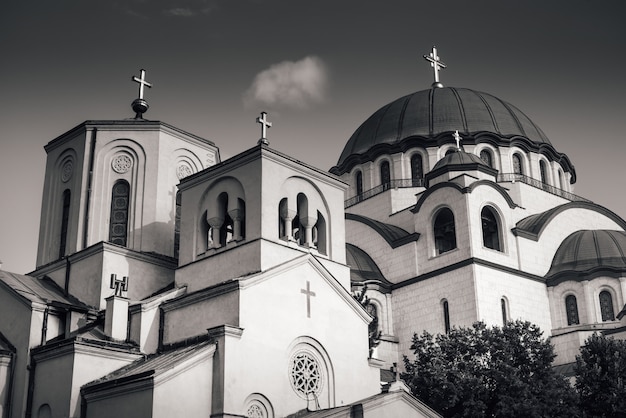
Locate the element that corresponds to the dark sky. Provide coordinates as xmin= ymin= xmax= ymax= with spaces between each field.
xmin=1 ymin=0 xmax=625 ymax=273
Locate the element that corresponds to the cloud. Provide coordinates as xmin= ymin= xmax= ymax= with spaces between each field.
xmin=120 ymin=0 xmax=215 ymax=19
xmin=244 ymin=56 xmax=328 ymax=109
xmin=163 ymin=7 xmax=196 ymax=17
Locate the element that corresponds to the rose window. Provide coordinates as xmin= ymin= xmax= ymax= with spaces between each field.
xmin=112 ymin=155 xmax=132 ymax=174
xmin=246 ymin=404 xmax=264 ymax=418
xmin=289 ymin=351 xmax=323 ymax=399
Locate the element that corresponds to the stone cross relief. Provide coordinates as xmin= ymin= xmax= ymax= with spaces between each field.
xmin=301 ymin=281 xmax=316 ymax=318
xmin=454 ymin=130 xmax=462 ymax=150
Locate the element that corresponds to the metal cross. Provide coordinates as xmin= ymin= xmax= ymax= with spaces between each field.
xmin=132 ymin=69 xmax=152 ymax=100
xmin=423 ymin=46 xmax=446 ymax=84
xmin=453 ymin=130 xmax=462 ymax=150
xmin=110 ymin=274 xmax=129 ymax=297
xmin=256 ymin=111 xmax=272 ymax=145
xmin=300 ymin=281 xmax=316 ymax=318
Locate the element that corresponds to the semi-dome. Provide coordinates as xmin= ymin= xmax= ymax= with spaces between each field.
xmin=332 ymin=86 xmax=552 ymax=174
xmin=547 ymin=230 xmax=626 ymax=278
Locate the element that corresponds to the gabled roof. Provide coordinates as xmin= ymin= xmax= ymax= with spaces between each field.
xmin=0 ymin=270 xmax=89 ymax=309
xmin=82 ymin=339 xmax=215 ymax=392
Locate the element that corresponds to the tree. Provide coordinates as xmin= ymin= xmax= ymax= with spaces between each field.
xmin=402 ymin=321 xmax=578 ymax=417
xmin=352 ymin=285 xmax=381 ymax=357
xmin=575 ymin=333 xmax=626 ymax=417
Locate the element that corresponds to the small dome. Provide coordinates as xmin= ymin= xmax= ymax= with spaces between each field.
xmin=333 ymin=87 xmax=551 ymax=174
xmin=547 ymin=230 xmax=626 ymax=277
xmin=431 ymin=150 xmax=489 ymax=171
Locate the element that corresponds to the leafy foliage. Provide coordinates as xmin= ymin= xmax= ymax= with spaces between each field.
xmin=402 ymin=321 xmax=578 ymax=417
xmin=575 ymin=333 xmax=626 ymax=417
xmin=352 ymin=285 xmax=381 ymax=356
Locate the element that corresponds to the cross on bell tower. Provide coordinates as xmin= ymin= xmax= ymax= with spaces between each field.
xmin=256 ymin=111 xmax=272 ymax=145
xmin=423 ymin=46 xmax=446 ymax=88
xmin=131 ymin=69 xmax=152 ymax=119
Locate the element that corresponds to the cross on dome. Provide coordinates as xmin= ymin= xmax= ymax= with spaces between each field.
xmin=453 ymin=130 xmax=462 ymax=150
xmin=256 ymin=111 xmax=272 ymax=145
xmin=423 ymin=46 xmax=446 ymax=87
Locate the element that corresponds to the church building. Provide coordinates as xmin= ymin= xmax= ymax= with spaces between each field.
xmin=1 ymin=50 xmax=625 ymax=418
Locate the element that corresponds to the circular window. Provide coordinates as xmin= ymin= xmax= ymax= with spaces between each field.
xmin=289 ymin=351 xmax=323 ymax=399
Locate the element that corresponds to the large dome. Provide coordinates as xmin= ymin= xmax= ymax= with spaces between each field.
xmin=333 ymin=86 xmax=552 ymax=174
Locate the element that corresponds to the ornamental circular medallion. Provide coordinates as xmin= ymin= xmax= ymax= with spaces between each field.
xmin=246 ymin=404 xmax=264 ymax=418
xmin=111 ymin=155 xmax=132 ymax=174
xmin=61 ymin=160 xmax=73 ymax=182
xmin=176 ymin=163 xmax=193 ymax=180
xmin=289 ymin=351 xmax=323 ymax=399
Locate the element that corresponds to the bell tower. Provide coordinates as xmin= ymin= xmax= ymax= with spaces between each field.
xmin=33 ymin=70 xmax=219 ymax=308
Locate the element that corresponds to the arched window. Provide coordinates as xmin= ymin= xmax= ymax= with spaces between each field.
xmin=313 ymin=211 xmax=327 ymax=255
xmin=434 ymin=208 xmax=456 ymax=255
xmin=174 ymin=191 xmax=181 ymax=258
xmin=501 ymin=297 xmax=508 ymax=325
xmin=481 ymin=206 xmax=501 ymax=251
xmin=410 ymin=154 xmax=424 ymax=186
xmin=539 ymin=160 xmax=548 ymax=185
xmin=366 ymin=303 xmax=379 ymax=336
xmin=558 ymin=170 xmax=565 ymax=190
xmin=599 ymin=291 xmax=615 ymax=321
xmin=59 ymin=189 xmax=71 ymax=258
xmin=480 ymin=149 xmax=493 ymax=168
xmin=445 ymin=149 xmax=455 ymax=156
xmin=512 ymin=153 xmax=524 ymax=176
xmin=380 ymin=161 xmax=391 ymax=191
xmin=565 ymin=295 xmax=579 ymax=325
xmin=442 ymin=300 xmax=451 ymax=333
xmin=355 ymin=171 xmax=363 ymax=197
xmin=109 ymin=180 xmax=130 ymax=246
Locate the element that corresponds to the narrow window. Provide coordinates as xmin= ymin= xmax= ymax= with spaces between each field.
xmin=512 ymin=153 xmax=523 ymax=176
xmin=410 ymin=154 xmax=424 ymax=186
xmin=565 ymin=295 xmax=580 ymax=325
xmin=558 ymin=170 xmax=565 ymax=190
xmin=480 ymin=149 xmax=493 ymax=168
xmin=380 ymin=161 xmax=391 ymax=191
xmin=355 ymin=171 xmax=363 ymax=197
xmin=443 ymin=300 xmax=450 ymax=333
xmin=434 ymin=208 xmax=456 ymax=254
xmin=481 ymin=206 xmax=501 ymax=251
xmin=599 ymin=291 xmax=615 ymax=321
xmin=539 ymin=160 xmax=548 ymax=185
xmin=217 ymin=192 xmax=233 ymax=246
xmin=174 ymin=191 xmax=181 ymax=258
xmin=109 ymin=180 xmax=130 ymax=246
xmin=501 ymin=298 xmax=508 ymax=325
xmin=59 ymin=189 xmax=71 ymax=258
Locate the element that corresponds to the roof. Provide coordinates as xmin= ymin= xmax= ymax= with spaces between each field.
xmin=333 ymin=87 xmax=552 ymax=173
xmin=346 ymin=244 xmax=391 ymax=288
xmin=431 ymin=149 xmax=490 ymax=171
xmin=346 ymin=213 xmax=419 ymax=248
xmin=0 ymin=270 xmax=89 ymax=308
xmin=83 ymin=339 xmax=215 ymax=392
xmin=547 ymin=230 xmax=626 ymax=278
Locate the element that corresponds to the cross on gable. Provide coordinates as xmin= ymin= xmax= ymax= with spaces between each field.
xmin=423 ymin=46 xmax=446 ymax=85
xmin=256 ymin=111 xmax=272 ymax=145
xmin=110 ymin=274 xmax=129 ymax=297
xmin=301 ymin=281 xmax=316 ymax=318
xmin=132 ymin=69 xmax=152 ymax=100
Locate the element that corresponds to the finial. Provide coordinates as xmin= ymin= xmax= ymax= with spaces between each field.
xmin=453 ymin=130 xmax=462 ymax=151
xmin=131 ymin=69 xmax=152 ymax=119
xmin=423 ymin=46 xmax=446 ymax=88
xmin=256 ymin=111 xmax=272 ymax=145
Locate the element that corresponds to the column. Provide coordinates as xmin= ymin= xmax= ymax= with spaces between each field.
xmin=208 ymin=217 xmax=224 ymax=249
